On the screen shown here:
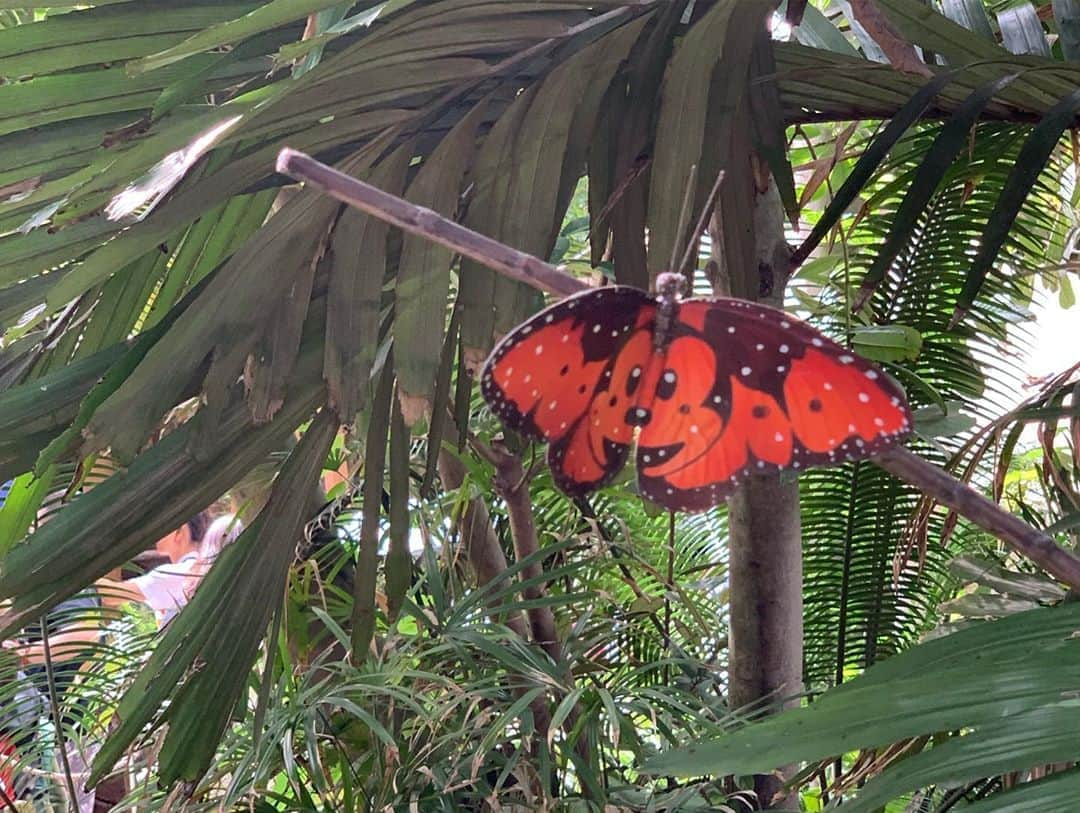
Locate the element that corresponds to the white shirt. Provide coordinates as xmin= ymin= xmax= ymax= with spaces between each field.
xmin=130 ymin=553 xmax=200 ymax=626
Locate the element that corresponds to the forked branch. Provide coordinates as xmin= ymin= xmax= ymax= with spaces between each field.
xmin=276 ymin=148 xmax=1080 ymax=589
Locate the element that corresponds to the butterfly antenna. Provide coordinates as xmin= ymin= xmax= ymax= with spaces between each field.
xmin=668 ymin=163 xmax=699 ymax=272
xmin=675 ymin=169 xmax=726 ymax=281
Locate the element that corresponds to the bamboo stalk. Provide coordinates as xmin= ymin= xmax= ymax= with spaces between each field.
xmin=276 ymin=147 xmax=1080 ymax=589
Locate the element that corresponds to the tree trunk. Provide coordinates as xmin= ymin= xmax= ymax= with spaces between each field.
xmin=717 ymin=176 xmax=804 ymax=810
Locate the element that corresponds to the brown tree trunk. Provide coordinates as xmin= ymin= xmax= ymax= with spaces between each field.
xmin=716 ymin=175 xmax=804 ymax=810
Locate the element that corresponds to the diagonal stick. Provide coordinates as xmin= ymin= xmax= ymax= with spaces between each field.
xmin=275 ymin=147 xmax=1080 ymax=588
xmin=277 ymin=148 xmax=586 ymax=299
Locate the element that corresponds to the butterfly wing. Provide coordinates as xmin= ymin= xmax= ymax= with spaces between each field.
xmin=481 ymin=286 xmax=657 ymax=496
xmin=635 ymin=299 xmax=912 ymax=512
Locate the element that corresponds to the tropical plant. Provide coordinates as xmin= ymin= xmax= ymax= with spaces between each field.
xmin=0 ymin=0 xmax=1077 ymax=810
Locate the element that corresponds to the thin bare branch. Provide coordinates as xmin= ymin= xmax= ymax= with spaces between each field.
xmin=278 ymin=149 xmax=587 ymax=298
xmin=482 ymin=440 xmax=562 ymax=663
xmin=877 ymin=447 xmax=1080 ymax=587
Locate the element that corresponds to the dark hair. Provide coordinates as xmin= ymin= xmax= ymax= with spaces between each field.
xmin=184 ymin=510 xmax=213 ymax=543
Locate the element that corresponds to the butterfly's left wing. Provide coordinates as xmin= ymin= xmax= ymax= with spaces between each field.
xmin=481 ymin=285 xmax=657 ymax=496
xmin=635 ymin=299 xmax=912 ymax=512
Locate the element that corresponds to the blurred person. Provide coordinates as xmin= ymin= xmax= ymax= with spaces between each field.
xmin=97 ymin=512 xmax=243 ymax=626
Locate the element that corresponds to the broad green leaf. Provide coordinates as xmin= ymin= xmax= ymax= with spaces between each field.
xmin=492 ymin=25 xmax=639 ymax=337
xmin=0 ymin=2 xmax=259 ymax=76
xmin=749 ymin=36 xmax=797 ymax=223
xmin=352 ymin=365 xmax=393 ymax=660
xmin=1059 ymin=274 xmax=1076 ymax=307
xmin=793 ymin=4 xmax=860 ymax=56
xmin=850 ymin=324 xmax=923 ymax=362
xmin=588 ymin=4 xmax=680 ymax=287
xmin=456 ymin=87 xmax=526 ymax=357
xmin=79 ymin=154 xmax=356 ymax=462
xmin=128 ymin=0 xmax=355 ymax=75
xmin=645 ymin=603 xmax=1080 ymax=777
xmin=0 ymin=321 xmax=328 ymax=633
xmin=0 ymin=342 xmax=125 ymax=439
xmin=323 ymin=140 xmax=410 ymax=422
xmin=393 ymin=100 xmax=486 ymax=411
xmin=962 ymin=768 xmax=1080 ymax=812
xmin=0 ymin=468 xmax=55 ymax=557
xmin=32 ymin=276 xmax=197 ymax=474
xmin=71 ymin=252 xmax=167 ymax=361
xmin=841 ymin=704 xmax=1080 ymax=811
xmin=939 ymin=591 xmax=1041 ymax=617
xmin=646 ymin=0 xmax=771 ymax=277
xmin=912 ymin=401 xmax=976 ymax=438
xmin=0 ymin=53 xmax=230 ymax=139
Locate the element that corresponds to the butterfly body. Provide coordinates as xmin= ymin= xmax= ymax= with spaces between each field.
xmin=481 ymin=282 xmax=912 ymax=513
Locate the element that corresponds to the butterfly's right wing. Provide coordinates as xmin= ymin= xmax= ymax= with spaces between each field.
xmin=481 ymin=286 xmax=656 ymax=496
xmin=635 ymin=298 xmax=911 ymax=513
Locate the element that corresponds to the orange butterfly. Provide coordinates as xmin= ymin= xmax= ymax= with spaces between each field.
xmin=481 ymin=273 xmax=912 ymax=513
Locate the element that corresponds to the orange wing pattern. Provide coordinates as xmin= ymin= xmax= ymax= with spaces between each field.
xmin=482 ymin=288 xmax=912 ymax=513
xmin=635 ymin=299 xmax=911 ymax=511
xmin=481 ymin=286 xmax=657 ymax=495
